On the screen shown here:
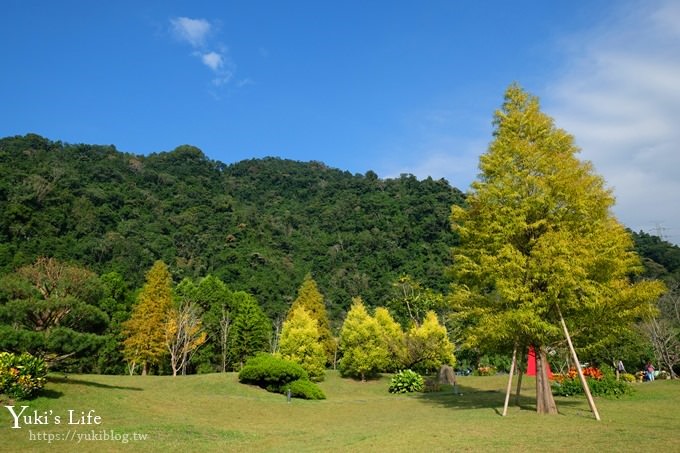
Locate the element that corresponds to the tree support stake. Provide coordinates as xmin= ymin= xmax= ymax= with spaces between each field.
xmin=556 ymin=303 xmax=601 ymax=421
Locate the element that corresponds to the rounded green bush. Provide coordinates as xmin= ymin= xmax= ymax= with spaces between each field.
xmin=238 ymin=353 xmax=309 ymax=392
xmin=239 ymin=353 xmax=323 ymax=399
xmin=388 ymin=369 xmax=424 ymax=393
xmin=287 ymin=379 xmax=326 ymax=400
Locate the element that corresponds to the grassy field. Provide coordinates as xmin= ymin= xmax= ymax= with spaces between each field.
xmin=1 ymin=371 xmax=679 ymax=452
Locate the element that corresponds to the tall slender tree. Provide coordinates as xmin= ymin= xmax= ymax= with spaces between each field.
xmin=338 ymin=297 xmax=388 ymax=381
xmin=288 ymin=274 xmax=334 ymax=364
xmin=164 ymin=299 xmax=207 ymax=376
xmin=450 ymin=84 xmax=665 ymax=415
xmin=123 ymin=260 xmax=173 ymax=375
xmin=229 ymin=294 xmax=271 ymax=369
xmin=279 ymin=306 xmax=326 ymax=381
xmin=374 ymin=307 xmax=407 ymax=371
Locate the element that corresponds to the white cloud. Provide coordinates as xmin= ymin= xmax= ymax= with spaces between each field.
xmin=378 ymin=106 xmax=491 ymax=189
xmin=169 ymin=17 xmax=243 ymax=92
xmin=170 ymin=17 xmax=211 ymax=48
xmin=544 ymin=0 xmax=680 ymax=244
xmin=200 ymin=51 xmax=224 ymax=71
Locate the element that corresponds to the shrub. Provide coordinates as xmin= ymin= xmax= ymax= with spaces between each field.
xmin=621 ymin=373 xmax=636 ymax=383
xmin=475 ymin=366 xmax=496 ymax=376
xmin=552 ymin=365 xmax=632 ymax=398
xmin=389 ymin=369 xmax=424 ymax=394
xmin=479 ymin=353 xmax=512 ymax=373
xmin=287 ymin=379 xmax=326 ymax=400
xmin=238 ymin=353 xmax=308 ymax=392
xmin=0 ymin=352 xmax=47 ymax=400
xmin=238 ymin=353 xmax=324 ymax=400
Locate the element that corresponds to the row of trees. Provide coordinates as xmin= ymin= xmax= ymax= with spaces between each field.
xmin=121 ymin=264 xmax=455 ymax=380
xmin=0 ymin=254 xmax=457 ymax=377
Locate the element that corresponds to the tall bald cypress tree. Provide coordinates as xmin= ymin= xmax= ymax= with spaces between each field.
xmin=123 ymin=260 xmax=173 ymax=375
xmin=288 ymin=274 xmax=334 ymax=364
xmin=450 ymin=84 xmax=665 ymax=415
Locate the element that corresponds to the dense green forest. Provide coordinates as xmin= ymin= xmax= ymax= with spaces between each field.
xmin=1 ymin=133 xmax=679 ymax=374
xmin=0 ymin=134 xmax=464 ymax=318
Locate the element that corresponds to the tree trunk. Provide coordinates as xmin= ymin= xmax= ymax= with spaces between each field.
xmin=515 ymin=368 xmax=523 ymax=407
xmin=514 ymin=344 xmax=526 ymax=407
xmin=181 ymin=350 xmax=188 ymax=375
xmin=535 ymin=346 xmax=558 ymax=414
xmin=142 ymin=361 xmax=148 ymax=376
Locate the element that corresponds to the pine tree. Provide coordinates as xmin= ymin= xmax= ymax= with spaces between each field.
xmin=279 ymin=307 xmax=326 ymax=381
xmin=123 ymin=260 xmax=173 ymax=375
xmin=450 ymin=84 xmax=665 ymax=414
xmin=338 ymin=297 xmax=388 ymax=381
xmin=289 ymin=274 xmax=334 ymax=364
xmin=229 ymin=294 xmax=271 ymax=369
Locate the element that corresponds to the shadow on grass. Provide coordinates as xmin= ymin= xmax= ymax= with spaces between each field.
xmin=48 ymin=376 xmax=142 ymax=391
xmin=415 ymin=384 xmax=583 ymax=415
xmin=39 ymin=388 xmax=65 ymax=399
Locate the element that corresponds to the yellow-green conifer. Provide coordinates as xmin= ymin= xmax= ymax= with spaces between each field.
xmin=289 ymin=274 xmax=334 ymax=364
xmin=338 ymin=297 xmax=388 ymax=381
xmin=123 ymin=260 xmax=173 ymax=375
xmin=279 ymin=307 xmax=326 ymax=381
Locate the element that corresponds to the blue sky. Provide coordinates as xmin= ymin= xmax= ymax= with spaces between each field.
xmin=2 ymin=1 xmax=679 ymax=243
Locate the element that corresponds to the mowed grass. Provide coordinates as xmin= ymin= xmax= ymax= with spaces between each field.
xmin=1 ymin=371 xmax=679 ymax=452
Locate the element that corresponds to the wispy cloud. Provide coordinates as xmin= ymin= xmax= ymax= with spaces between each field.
xmin=379 ymin=107 xmax=489 ymax=189
xmin=169 ymin=16 xmax=243 ymax=91
xmin=545 ymin=0 xmax=680 ymax=243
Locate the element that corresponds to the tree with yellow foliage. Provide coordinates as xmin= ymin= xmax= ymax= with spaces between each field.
xmin=123 ymin=260 xmax=173 ymax=375
xmin=405 ymin=311 xmax=455 ymax=373
xmin=288 ymin=274 xmax=334 ymax=364
xmin=374 ymin=307 xmax=407 ymax=371
xmin=450 ymin=84 xmax=665 ymax=416
xmin=338 ymin=297 xmax=388 ymax=381
xmin=279 ymin=307 xmax=326 ymax=381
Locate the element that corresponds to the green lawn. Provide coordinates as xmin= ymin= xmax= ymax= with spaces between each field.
xmin=1 ymin=371 xmax=679 ymax=452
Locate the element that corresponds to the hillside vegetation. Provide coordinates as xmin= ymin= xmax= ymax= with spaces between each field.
xmin=0 ymin=134 xmax=463 ymax=317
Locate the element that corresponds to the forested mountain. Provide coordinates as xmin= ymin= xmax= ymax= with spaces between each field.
xmin=0 ymin=134 xmax=464 ymax=319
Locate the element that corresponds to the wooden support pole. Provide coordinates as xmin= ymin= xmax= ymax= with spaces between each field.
xmin=556 ymin=303 xmax=601 ymax=421
xmin=502 ymin=344 xmax=518 ymax=416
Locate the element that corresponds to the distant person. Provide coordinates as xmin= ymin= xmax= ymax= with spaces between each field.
xmin=617 ymin=360 xmax=626 ymax=376
xmin=645 ymin=362 xmax=655 ymax=382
